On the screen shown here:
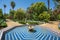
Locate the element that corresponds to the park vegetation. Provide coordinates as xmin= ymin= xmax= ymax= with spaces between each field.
xmin=0 ymin=0 xmax=60 ymax=29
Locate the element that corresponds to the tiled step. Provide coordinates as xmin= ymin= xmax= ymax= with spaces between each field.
xmin=35 ymin=33 xmax=42 ymax=39
xmin=20 ymin=32 xmax=31 ymax=38
xmin=5 ymin=34 xmax=11 ymax=40
xmin=53 ymin=36 xmax=57 ymax=40
xmin=44 ymin=35 xmax=49 ymax=40
xmin=57 ymin=37 xmax=60 ymax=40
xmin=5 ymin=32 xmax=60 ymax=40
xmin=17 ymin=32 xmax=32 ymax=40
xmin=46 ymin=35 xmax=51 ymax=40
xmin=10 ymin=33 xmax=15 ymax=40
xmin=15 ymin=32 xmax=22 ymax=40
xmin=49 ymin=35 xmax=53 ymax=40
xmin=13 ymin=33 xmax=18 ymax=40
xmin=41 ymin=34 xmax=47 ymax=40
xmin=37 ymin=33 xmax=44 ymax=40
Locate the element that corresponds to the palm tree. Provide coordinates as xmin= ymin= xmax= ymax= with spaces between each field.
xmin=54 ymin=0 xmax=60 ymax=2
xmin=10 ymin=1 xmax=15 ymax=19
xmin=47 ymin=0 xmax=50 ymax=13
xmin=4 ymin=4 xmax=6 ymax=14
xmin=3 ymin=4 xmax=6 ymax=20
xmin=11 ymin=1 xmax=15 ymax=10
xmin=53 ymin=0 xmax=60 ymax=9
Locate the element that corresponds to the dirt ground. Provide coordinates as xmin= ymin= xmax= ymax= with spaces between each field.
xmin=6 ymin=19 xmax=22 ymax=27
xmin=40 ymin=21 xmax=60 ymax=36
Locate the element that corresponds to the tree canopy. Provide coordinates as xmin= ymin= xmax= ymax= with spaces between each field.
xmin=27 ymin=2 xmax=47 ymax=15
xmin=11 ymin=1 xmax=15 ymax=10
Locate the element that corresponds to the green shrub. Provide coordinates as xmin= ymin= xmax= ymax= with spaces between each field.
xmin=0 ymin=19 xmax=7 ymax=28
xmin=28 ymin=22 xmax=39 ymax=25
xmin=19 ymin=21 xmax=26 ymax=24
xmin=38 ymin=11 xmax=50 ymax=22
xmin=1 ymin=21 xmax=7 ymax=28
xmin=44 ymin=19 xmax=49 ymax=22
xmin=57 ymin=14 xmax=60 ymax=20
xmin=50 ymin=15 xmax=56 ymax=21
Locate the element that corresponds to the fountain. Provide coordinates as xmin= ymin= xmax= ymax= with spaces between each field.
xmin=26 ymin=23 xmax=36 ymax=32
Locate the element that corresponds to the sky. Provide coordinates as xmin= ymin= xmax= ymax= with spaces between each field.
xmin=0 ymin=0 xmax=55 ymax=14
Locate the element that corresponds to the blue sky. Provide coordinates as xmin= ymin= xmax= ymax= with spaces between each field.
xmin=0 ymin=0 xmax=55 ymax=13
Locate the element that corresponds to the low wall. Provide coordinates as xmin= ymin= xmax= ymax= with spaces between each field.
xmin=0 ymin=30 xmax=3 ymax=40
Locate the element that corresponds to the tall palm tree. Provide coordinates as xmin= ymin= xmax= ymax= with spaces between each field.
xmin=11 ymin=1 xmax=15 ymax=10
xmin=3 ymin=4 xmax=6 ymax=20
xmin=47 ymin=0 xmax=50 ymax=13
xmin=10 ymin=1 xmax=15 ymax=19
xmin=4 ymin=4 xmax=6 ymax=14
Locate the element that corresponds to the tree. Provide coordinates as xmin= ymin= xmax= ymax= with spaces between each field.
xmin=27 ymin=2 xmax=47 ymax=20
xmin=38 ymin=11 xmax=50 ymax=22
xmin=3 ymin=14 xmax=8 ymax=19
xmin=52 ymin=0 xmax=60 ymax=20
xmin=27 ymin=2 xmax=47 ymax=15
xmin=0 ymin=9 xmax=3 ymax=18
xmin=15 ymin=8 xmax=25 ymax=20
xmin=47 ymin=0 xmax=50 ymax=13
xmin=11 ymin=1 xmax=15 ymax=10
xmin=9 ymin=9 xmax=15 ymax=19
xmin=10 ymin=1 xmax=15 ymax=19
xmin=57 ymin=14 xmax=60 ymax=20
xmin=53 ymin=0 xmax=60 ymax=9
xmin=4 ymin=4 xmax=6 ymax=14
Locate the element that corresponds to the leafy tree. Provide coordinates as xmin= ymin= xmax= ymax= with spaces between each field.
xmin=38 ymin=11 xmax=50 ymax=22
xmin=27 ymin=2 xmax=47 ymax=15
xmin=57 ymin=14 xmax=60 ymax=20
xmin=27 ymin=2 xmax=47 ymax=20
xmin=3 ymin=14 xmax=8 ymax=19
xmin=15 ymin=8 xmax=25 ymax=20
xmin=0 ymin=9 xmax=7 ymax=28
xmin=0 ymin=9 xmax=3 ymax=18
xmin=52 ymin=0 xmax=60 ymax=21
xmin=9 ymin=9 xmax=15 ymax=19
xmin=50 ymin=14 xmax=56 ymax=21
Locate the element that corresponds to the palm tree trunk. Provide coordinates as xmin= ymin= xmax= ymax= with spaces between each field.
xmin=48 ymin=0 xmax=50 ymax=13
